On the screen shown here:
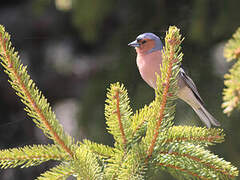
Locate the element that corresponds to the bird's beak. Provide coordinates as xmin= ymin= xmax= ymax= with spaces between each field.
xmin=128 ymin=40 xmax=140 ymax=47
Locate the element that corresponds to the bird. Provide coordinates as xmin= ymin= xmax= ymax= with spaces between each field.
xmin=128 ymin=32 xmax=220 ymax=128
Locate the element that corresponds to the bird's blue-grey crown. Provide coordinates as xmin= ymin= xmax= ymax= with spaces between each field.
xmin=129 ymin=32 xmax=163 ymax=53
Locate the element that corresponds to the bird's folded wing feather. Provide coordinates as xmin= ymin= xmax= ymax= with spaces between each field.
xmin=179 ymin=68 xmax=205 ymax=105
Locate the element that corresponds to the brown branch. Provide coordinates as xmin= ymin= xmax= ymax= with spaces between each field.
xmin=160 ymin=151 xmax=234 ymax=178
xmin=109 ymin=89 xmax=130 ymax=180
xmin=166 ymin=135 xmax=222 ymax=144
xmin=0 ymin=33 xmax=74 ymax=158
xmin=158 ymin=162 xmax=209 ymax=180
xmin=0 ymin=154 xmax=66 ymax=161
xmin=115 ymin=90 xmax=127 ymax=146
xmin=146 ymin=42 xmax=175 ymax=162
xmin=235 ymin=47 xmax=240 ymax=59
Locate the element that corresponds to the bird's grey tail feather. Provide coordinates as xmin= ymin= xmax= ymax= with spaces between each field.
xmin=193 ymin=105 xmax=220 ymax=128
xmin=200 ymin=105 xmax=221 ymax=127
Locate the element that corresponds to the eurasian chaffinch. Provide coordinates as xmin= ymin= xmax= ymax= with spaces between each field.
xmin=128 ymin=33 xmax=220 ymax=128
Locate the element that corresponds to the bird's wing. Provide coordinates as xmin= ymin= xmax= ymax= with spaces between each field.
xmin=179 ymin=68 xmax=204 ymax=105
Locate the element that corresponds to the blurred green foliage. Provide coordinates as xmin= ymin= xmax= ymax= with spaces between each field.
xmin=72 ymin=0 xmax=115 ymax=43
xmin=222 ymin=28 xmax=240 ymax=115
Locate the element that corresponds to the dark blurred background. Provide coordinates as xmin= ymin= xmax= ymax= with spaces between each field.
xmin=0 ymin=0 xmax=239 ymax=179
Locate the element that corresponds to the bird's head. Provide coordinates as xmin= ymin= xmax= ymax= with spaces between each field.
xmin=128 ymin=33 xmax=163 ymax=54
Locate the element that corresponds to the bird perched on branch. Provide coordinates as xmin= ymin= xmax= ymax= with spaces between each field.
xmin=128 ymin=32 xmax=220 ymax=128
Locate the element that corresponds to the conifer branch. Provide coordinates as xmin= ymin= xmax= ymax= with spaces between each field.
xmin=0 ymin=145 xmax=69 ymax=168
xmin=146 ymin=60 xmax=173 ymax=160
xmin=37 ymin=163 xmax=75 ymax=180
xmin=165 ymin=126 xmax=224 ymax=145
xmin=115 ymin=89 xmax=127 ymax=147
xmin=72 ymin=145 xmax=104 ymax=180
xmin=83 ymin=139 xmax=114 ymax=158
xmin=146 ymin=31 xmax=177 ymax=161
xmin=105 ymin=83 xmax=132 ymax=147
xmin=158 ymin=162 xmax=208 ymax=180
xmin=157 ymin=142 xmax=238 ymax=179
xmin=159 ymin=151 xmax=234 ymax=178
xmin=0 ymin=26 xmax=74 ymax=158
xmin=222 ymin=27 xmax=240 ymax=115
xmin=165 ymin=136 xmax=222 ymax=144
xmin=131 ymin=104 xmax=155 ymax=141
xmin=132 ymin=119 xmax=146 ymax=138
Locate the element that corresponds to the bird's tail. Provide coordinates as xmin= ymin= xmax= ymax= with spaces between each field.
xmin=193 ymin=104 xmax=220 ymax=128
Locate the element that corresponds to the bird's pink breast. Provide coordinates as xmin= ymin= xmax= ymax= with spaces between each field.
xmin=136 ymin=50 xmax=162 ymax=89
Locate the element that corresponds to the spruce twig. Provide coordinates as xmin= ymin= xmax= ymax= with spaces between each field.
xmin=165 ymin=126 xmax=224 ymax=145
xmin=146 ymin=30 xmax=180 ymax=162
xmin=146 ymin=52 xmax=173 ymax=161
xmin=37 ymin=163 xmax=75 ymax=180
xmin=222 ymin=27 xmax=240 ymax=115
xmin=115 ymin=89 xmax=127 ymax=148
xmin=159 ymin=151 xmax=234 ymax=178
xmin=0 ymin=145 xmax=69 ymax=169
xmin=158 ymin=162 xmax=208 ymax=180
xmin=0 ymin=26 xmax=74 ymax=158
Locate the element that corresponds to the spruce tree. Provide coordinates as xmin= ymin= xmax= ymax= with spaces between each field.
xmin=0 ymin=25 xmax=238 ymax=179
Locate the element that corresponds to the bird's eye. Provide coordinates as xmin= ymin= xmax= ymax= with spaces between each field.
xmin=142 ymin=40 xmax=147 ymax=44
